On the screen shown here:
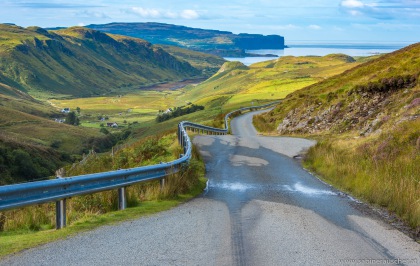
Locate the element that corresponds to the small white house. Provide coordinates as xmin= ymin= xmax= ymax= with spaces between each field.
xmin=106 ymin=122 xmax=118 ymax=128
xmin=164 ymin=108 xmax=173 ymax=114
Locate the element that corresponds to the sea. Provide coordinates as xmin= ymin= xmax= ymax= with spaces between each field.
xmin=224 ymin=42 xmax=415 ymax=65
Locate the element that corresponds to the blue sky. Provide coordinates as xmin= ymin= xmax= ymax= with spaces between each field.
xmin=1 ymin=0 xmax=419 ymax=44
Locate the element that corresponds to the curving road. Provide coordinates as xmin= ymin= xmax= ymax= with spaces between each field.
xmin=1 ymin=110 xmax=419 ymax=266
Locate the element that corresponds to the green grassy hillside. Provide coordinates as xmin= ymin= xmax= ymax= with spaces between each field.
xmin=178 ymin=54 xmax=364 ymax=111
xmin=0 ymin=80 xmax=32 ymax=100
xmin=157 ymin=44 xmax=226 ymax=77
xmin=0 ymin=91 xmax=107 ymax=184
xmin=255 ymin=43 xmax=420 ymax=232
xmin=256 ymin=43 xmax=419 ymax=133
xmin=0 ymin=24 xmax=202 ymax=99
xmin=0 ymin=91 xmax=137 ymax=184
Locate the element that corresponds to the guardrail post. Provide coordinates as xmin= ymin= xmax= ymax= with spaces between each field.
xmin=183 ymin=133 xmax=187 ymax=153
xmin=55 ymin=176 xmax=66 ymax=230
xmin=118 ymin=187 xmax=127 ymax=210
xmin=56 ymin=198 xmax=66 ymax=229
xmin=179 ymin=125 xmax=183 ymax=144
xmin=178 ymin=124 xmax=183 ymax=144
xmin=0 ymin=212 xmax=5 ymax=232
xmin=160 ymin=178 xmax=165 ymax=191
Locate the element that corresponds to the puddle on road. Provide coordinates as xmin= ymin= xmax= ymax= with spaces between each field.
xmin=283 ymin=183 xmax=336 ymax=196
xmin=209 ymin=182 xmax=255 ymax=192
xmin=209 ymin=181 xmax=336 ymax=197
xmin=230 ymin=155 xmax=269 ymax=167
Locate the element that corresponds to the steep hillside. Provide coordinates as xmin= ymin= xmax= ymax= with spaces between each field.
xmin=0 ymin=90 xmax=105 ymax=184
xmin=0 ymin=24 xmax=201 ymax=98
xmin=156 ymin=44 xmax=226 ymax=77
xmin=86 ymin=22 xmax=285 ymax=57
xmin=256 ymin=43 xmax=420 ymax=134
xmin=255 ymin=43 xmax=420 ymax=232
xmin=0 ymin=79 xmax=33 ymax=100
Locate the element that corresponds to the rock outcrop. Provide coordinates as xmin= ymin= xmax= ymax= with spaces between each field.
xmin=276 ymin=75 xmax=419 ymax=136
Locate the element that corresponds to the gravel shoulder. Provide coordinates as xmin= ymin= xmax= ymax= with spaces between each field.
xmin=0 ymin=198 xmax=233 ymax=266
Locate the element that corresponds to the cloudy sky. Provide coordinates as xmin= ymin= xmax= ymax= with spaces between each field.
xmin=1 ymin=0 xmax=419 ymax=44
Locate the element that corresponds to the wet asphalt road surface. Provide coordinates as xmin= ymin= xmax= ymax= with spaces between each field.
xmin=195 ymin=110 xmax=419 ymax=265
xmin=1 ymin=110 xmax=419 ymax=266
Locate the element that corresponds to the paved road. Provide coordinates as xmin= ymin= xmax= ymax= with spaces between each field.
xmin=1 ymin=110 xmax=419 ymax=266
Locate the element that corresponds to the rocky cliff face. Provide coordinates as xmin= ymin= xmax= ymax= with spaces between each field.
xmin=277 ymin=76 xmax=419 ymax=136
xmin=233 ymin=34 xmax=284 ymax=49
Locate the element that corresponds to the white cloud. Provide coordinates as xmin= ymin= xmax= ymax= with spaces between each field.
xmin=340 ymin=0 xmax=420 ymax=19
xmin=128 ymin=7 xmax=200 ymax=20
xmin=130 ymin=7 xmax=161 ymax=18
xmin=308 ymin=24 xmax=321 ymax=30
xmin=181 ymin=10 xmax=199 ymax=19
xmin=341 ymin=0 xmax=365 ymax=8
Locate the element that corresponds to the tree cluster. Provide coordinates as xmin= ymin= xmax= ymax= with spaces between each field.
xmin=0 ymin=146 xmax=66 ymax=185
xmin=156 ymin=104 xmax=204 ymax=123
xmin=64 ymin=111 xmax=80 ymax=126
xmin=83 ymin=130 xmax=131 ymax=153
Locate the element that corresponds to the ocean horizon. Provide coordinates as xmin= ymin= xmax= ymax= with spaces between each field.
xmin=225 ymin=41 xmax=416 ymax=65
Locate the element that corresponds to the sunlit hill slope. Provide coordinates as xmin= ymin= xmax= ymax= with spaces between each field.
xmin=179 ymin=53 xmax=363 ymax=111
xmin=0 ymin=24 xmax=203 ymax=98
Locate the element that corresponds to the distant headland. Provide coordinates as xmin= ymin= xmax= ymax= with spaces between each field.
xmin=85 ymin=22 xmax=285 ymax=58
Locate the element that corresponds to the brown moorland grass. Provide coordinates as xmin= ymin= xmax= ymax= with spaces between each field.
xmin=304 ymin=119 xmax=420 ymax=230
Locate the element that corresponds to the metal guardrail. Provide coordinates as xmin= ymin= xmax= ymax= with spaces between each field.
xmin=0 ymin=101 xmax=279 ymax=229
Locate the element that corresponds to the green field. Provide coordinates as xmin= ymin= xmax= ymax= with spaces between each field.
xmin=50 ymin=54 xmax=364 ymax=139
xmin=50 ymin=90 xmax=186 ymax=129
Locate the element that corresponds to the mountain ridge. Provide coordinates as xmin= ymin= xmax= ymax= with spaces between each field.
xmin=85 ymin=22 xmax=285 ymax=57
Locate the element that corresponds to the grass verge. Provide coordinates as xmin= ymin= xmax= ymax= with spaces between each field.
xmin=0 ymin=132 xmax=208 ymax=258
xmin=303 ymin=119 xmax=420 ymax=235
xmin=0 ymin=177 xmax=207 ymax=259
